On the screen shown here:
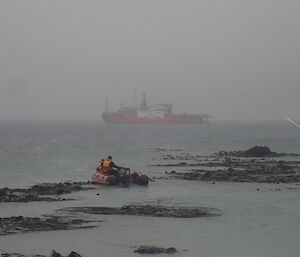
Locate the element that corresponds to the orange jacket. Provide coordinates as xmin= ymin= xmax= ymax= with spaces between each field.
xmin=102 ymin=159 xmax=112 ymax=169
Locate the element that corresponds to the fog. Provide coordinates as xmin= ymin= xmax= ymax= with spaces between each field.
xmin=0 ymin=0 xmax=299 ymax=121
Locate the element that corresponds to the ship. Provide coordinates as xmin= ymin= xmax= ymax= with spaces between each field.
xmin=101 ymin=93 xmax=212 ymax=124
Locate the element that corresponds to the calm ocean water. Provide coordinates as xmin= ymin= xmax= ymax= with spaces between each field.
xmin=0 ymin=120 xmax=300 ymax=257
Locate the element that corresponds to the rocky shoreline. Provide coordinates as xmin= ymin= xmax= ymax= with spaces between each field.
xmin=0 ymin=250 xmax=82 ymax=257
xmin=59 ymin=204 xmax=221 ymax=218
xmin=0 ymin=181 xmax=97 ymax=203
xmin=1 ymin=246 xmax=179 ymax=256
xmin=0 ymin=215 xmax=100 ymax=235
xmin=216 ymin=145 xmax=300 ymax=158
xmin=134 ymin=245 xmax=178 ymax=254
xmin=155 ymin=146 xmax=300 ymax=183
xmin=0 ymin=204 xmax=219 ymax=236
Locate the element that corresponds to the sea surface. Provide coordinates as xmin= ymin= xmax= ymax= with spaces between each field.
xmin=0 ymin=120 xmax=300 ymax=257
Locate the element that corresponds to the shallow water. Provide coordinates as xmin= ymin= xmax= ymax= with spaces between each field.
xmin=0 ymin=121 xmax=300 ymax=257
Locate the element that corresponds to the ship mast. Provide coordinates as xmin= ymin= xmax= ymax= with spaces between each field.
xmin=140 ymin=92 xmax=147 ymax=110
xmin=134 ymin=88 xmax=138 ymax=109
xmin=105 ymin=98 xmax=108 ymax=113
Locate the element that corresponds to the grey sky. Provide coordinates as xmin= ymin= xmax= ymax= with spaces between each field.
xmin=0 ymin=0 xmax=299 ymax=121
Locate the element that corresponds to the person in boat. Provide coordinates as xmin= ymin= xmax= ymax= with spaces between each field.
xmin=98 ymin=155 xmax=120 ymax=175
xmin=96 ymin=159 xmax=104 ymax=172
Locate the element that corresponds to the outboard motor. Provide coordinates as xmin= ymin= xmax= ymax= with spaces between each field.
xmin=131 ymin=172 xmax=149 ymax=186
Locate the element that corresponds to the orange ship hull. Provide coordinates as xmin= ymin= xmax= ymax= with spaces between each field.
xmin=102 ymin=113 xmax=210 ymax=124
xmin=102 ymin=93 xmax=212 ymax=124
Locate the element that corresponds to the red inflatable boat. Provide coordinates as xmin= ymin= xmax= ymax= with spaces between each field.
xmin=92 ymin=168 xmax=149 ymax=186
xmin=91 ymin=171 xmax=118 ymax=185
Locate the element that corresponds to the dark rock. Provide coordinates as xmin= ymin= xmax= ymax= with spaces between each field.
xmin=0 ymin=181 xmax=97 ymax=203
xmin=59 ymin=204 xmax=220 ymax=218
xmin=0 ymin=215 xmax=99 ymax=235
xmin=0 ymin=251 xmax=82 ymax=257
xmin=51 ymin=251 xmax=63 ymax=257
xmin=243 ymin=146 xmax=275 ymax=157
xmin=66 ymin=252 xmax=81 ymax=257
xmin=217 ymin=146 xmax=299 ymax=158
xmin=162 ymin=153 xmax=300 ymax=183
xmin=134 ymin=245 xmax=177 ymax=254
xmin=1 ymin=253 xmax=26 ymax=257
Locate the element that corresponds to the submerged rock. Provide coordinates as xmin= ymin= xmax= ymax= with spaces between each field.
xmin=0 ymin=215 xmax=99 ymax=235
xmin=65 ymin=252 xmax=81 ymax=257
xmin=165 ymin=159 xmax=300 ymax=183
xmin=0 ymin=187 xmax=66 ymax=202
xmin=51 ymin=251 xmax=63 ymax=257
xmin=59 ymin=204 xmax=220 ymax=218
xmin=0 ymin=253 xmax=26 ymax=257
xmin=217 ymin=146 xmax=299 ymax=158
xmin=0 ymin=181 xmax=96 ymax=203
xmin=158 ymin=146 xmax=300 ymax=183
xmin=134 ymin=245 xmax=177 ymax=254
xmin=0 ymin=251 xmax=82 ymax=257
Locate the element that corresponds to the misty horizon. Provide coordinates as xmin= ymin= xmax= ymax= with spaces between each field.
xmin=1 ymin=1 xmax=299 ymax=121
